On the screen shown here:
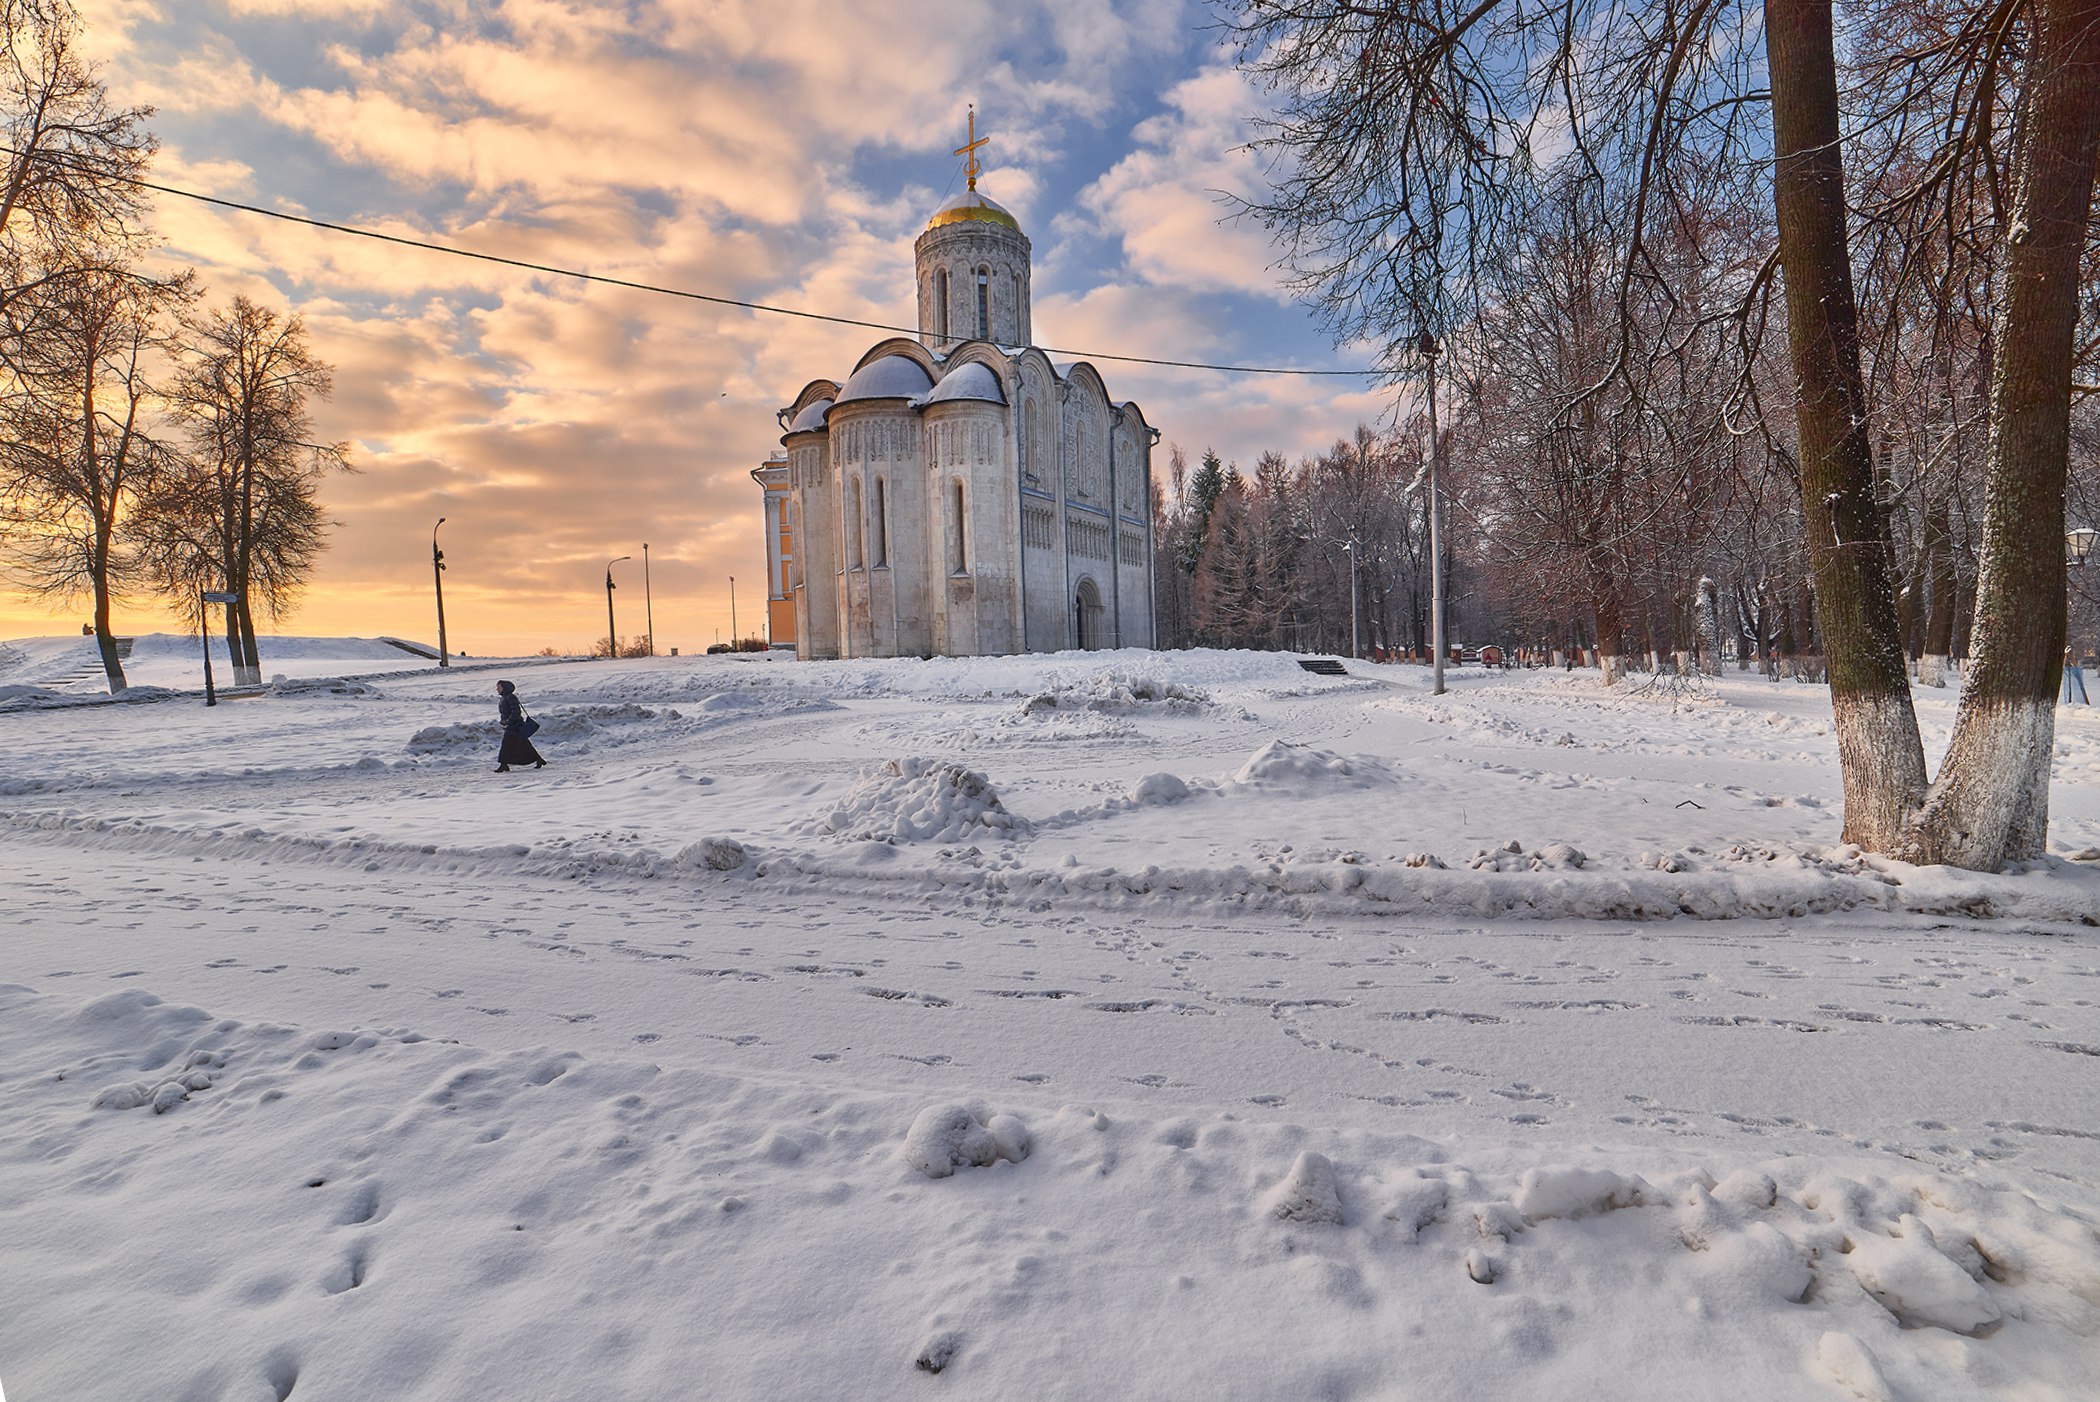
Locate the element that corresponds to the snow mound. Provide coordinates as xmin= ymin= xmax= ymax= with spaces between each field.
xmin=1229 ymin=741 xmax=1393 ymax=790
xmin=1513 ymin=1165 xmax=1650 ymax=1221
xmin=1265 ymin=1150 xmax=1345 ymax=1225
xmin=1467 ymin=840 xmax=1588 ymax=872
xmin=91 ymin=1047 xmax=227 ymax=1114
xmin=264 ymin=674 xmax=380 ymax=697
xmin=1128 ymin=772 xmax=1192 ymax=806
xmin=1704 ymin=1220 xmax=1814 ymax=1303
xmin=1021 ymin=671 xmax=1214 ymax=718
xmin=0 ymin=683 xmax=73 ymax=712
xmin=901 ymin=1104 xmax=1030 ymax=1178
xmin=677 ymin=836 xmax=748 ymax=872
xmin=1845 ymin=1218 xmax=2001 ymax=1333
xmin=406 ymin=703 xmax=682 ymax=755
xmin=813 ymin=758 xmax=1027 ymax=844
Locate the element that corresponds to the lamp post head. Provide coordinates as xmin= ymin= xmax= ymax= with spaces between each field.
xmin=2071 ymin=527 xmax=2098 ymax=566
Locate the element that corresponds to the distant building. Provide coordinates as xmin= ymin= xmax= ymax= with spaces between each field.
xmin=758 ymin=116 xmax=1157 ymax=659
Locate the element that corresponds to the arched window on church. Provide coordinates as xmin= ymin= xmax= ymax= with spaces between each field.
xmin=846 ymin=479 xmax=864 ymax=570
xmin=935 ymin=268 xmax=949 ymax=343
xmin=871 ymin=476 xmax=889 ymax=568
xmin=948 ymin=479 xmax=967 ymax=575
xmin=1021 ymin=400 xmax=1036 ymax=482
xmin=1012 ymin=272 xmax=1022 ymax=335
xmin=976 ymin=267 xmax=989 ymax=341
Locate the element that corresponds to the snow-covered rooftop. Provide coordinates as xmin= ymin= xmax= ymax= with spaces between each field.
xmin=786 ymin=398 xmax=833 ymax=434
xmin=921 ymin=361 xmax=1006 ymax=407
xmin=835 ymin=355 xmax=934 ymax=404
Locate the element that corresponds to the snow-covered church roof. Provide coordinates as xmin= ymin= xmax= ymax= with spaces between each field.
xmin=836 ymin=355 xmax=935 ymax=404
xmin=785 ymin=398 xmax=833 ymax=433
xmin=922 ymin=361 xmax=1007 ymax=407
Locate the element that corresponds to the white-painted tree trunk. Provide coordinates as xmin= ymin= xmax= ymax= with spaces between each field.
xmin=1898 ymin=698 xmax=2055 ymax=869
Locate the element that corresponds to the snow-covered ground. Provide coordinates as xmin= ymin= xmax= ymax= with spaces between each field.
xmin=2 ymin=643 xmax=2097 ymax=1400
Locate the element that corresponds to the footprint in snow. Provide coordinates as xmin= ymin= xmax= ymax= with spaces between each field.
xmin=320 ymin=1243 xmax=371 ymax=1295
xmin=336 ymin=1182 xmax=383 ymax=1227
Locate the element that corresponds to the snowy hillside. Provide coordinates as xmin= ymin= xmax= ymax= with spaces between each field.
xmin=2 ymin=647 xmax=2096 ymax=1399
xmin=0 ymin=632 xmax=449 ymax=699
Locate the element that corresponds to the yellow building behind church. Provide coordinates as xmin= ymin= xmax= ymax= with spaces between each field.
xmin=751 ymin=453 xmax=795 ymax=647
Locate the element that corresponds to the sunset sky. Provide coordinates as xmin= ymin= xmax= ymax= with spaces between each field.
xmin=5 ymin=0 xmax=1391 ymax=654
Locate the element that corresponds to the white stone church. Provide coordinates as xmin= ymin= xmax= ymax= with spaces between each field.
xmin=754 ymin=126 xmax=1157 ymax=658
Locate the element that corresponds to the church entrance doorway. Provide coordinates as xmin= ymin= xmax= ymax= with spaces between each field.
xmin=1075 ymin=578 xmax=1105 ymax=651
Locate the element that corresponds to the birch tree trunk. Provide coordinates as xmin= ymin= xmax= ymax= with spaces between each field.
xmin=1766 ymin=0 xmax=1929 ymax=845
xmin=1897 ymin=0 xmax=2100 ymax=868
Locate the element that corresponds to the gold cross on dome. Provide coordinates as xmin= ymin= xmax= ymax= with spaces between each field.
xmin=954 ymin=105 xmax=988 ymax=190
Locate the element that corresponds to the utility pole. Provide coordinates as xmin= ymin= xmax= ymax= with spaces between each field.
xmin=432 ymin=518 xmax=449 ymax=667
xmin=642 ymin=542 xmax=655 ymax=656
xmin=729 ymin=575 xmax=737 ymax=645
xmin=1420 ymin=331 xmax=1446 ymax=696
xmin=606 ymin=555 xmax=631 ymax=659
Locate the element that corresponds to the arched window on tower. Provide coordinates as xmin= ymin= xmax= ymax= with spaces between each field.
xmin=1012 ymin=272 xmax=1022 ymax=337
xmin=948 ymin=479 xmax=968 ymax=575
xmin=976 ymin=267 xmax=989 ymax=341
xmin=934 ymin=268 xmax=949 ymax=343
xmin=871 ymin=476 xmax=888 ymax=568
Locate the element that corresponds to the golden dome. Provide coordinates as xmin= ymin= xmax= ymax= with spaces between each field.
xmin=926 ymin=189 xmax=1021 ymax=232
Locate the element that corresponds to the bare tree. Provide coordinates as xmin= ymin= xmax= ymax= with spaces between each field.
xmin=158 ymin=296 xmax=347 ymax=684
xmin=0 ymin=258 xmax=192 ymax=691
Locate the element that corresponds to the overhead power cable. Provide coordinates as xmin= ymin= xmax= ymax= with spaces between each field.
xmin=93 ymin=158 xmax=1385 ymax=380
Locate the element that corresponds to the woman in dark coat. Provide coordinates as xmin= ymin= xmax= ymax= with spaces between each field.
xmin=495 ymin=679 xmax=546 ymax=772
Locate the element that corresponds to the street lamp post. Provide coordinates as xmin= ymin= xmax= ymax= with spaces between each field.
xmin=1418 ymin=330 xmax=1446 ymax=696
xmin=643 ymin=543 xmax=655 ymax=657
xmin=1342 ymin=539 xmax=1360 ymax=660
xmin=729 ymin=575 xmax=737 ymax=646
xmin=605 ymin=555 xmax=631 ymax=659
xmin=432 ymin=518 xmax=449 ymax=668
